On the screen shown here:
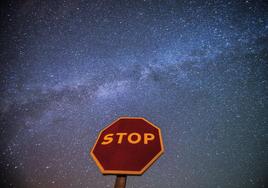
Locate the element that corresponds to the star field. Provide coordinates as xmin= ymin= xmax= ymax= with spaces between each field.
xmin=0 ymin=0 xmax=267 ymax=187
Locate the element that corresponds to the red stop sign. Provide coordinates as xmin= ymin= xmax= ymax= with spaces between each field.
xmin=90 ymin=117 xmax=164 ymax=175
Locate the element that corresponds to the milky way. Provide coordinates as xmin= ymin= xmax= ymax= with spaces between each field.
xmin=0 ymin=1 xmax=267 ymax=188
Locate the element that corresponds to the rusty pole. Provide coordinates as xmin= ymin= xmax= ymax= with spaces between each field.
xmin=114 ymin=175 xmax=127 ymax=188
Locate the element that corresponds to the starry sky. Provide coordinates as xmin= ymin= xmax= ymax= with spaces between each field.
xmin=0 ymin=0 xmax=267 ymax=187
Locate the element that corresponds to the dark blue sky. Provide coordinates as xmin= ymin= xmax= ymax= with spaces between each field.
xmin=1 ymin=0 xmax=267 ymax=187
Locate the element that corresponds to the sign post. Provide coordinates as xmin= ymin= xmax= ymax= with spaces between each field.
xmin=90 ymin=117 xmax=164 ymax=187
xmin=114 ymin=175 xmax=127 ymax=188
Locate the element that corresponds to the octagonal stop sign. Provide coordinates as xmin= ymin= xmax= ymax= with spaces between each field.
xmin=90 ymin=117 xmax=164 ymax=175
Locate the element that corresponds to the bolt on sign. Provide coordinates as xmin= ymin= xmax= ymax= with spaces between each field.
xmin=90 ymin=117 xmax=164 ymax=187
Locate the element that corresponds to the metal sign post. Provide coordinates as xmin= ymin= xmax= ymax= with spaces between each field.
xmin=114 ymin=175 xmax=127 ymax=188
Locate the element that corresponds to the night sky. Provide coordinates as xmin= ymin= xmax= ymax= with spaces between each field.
xmin=0 ymin=0 xmax=267 ymax=188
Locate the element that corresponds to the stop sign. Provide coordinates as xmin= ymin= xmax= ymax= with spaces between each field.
xmin=90 ymin=117 xmax=164 ymax=175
